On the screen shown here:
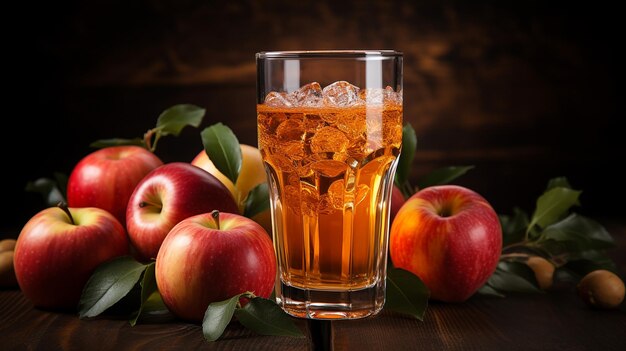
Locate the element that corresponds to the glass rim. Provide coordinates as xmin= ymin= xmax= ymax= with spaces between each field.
xmin=256 ymin=50 xmax=402 ymax=59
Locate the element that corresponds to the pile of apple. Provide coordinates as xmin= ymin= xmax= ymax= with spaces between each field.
xmin=9 ymin=109 xmax=623 ymax=331
xmin=10 ymin=112 xmax=505 ymax=321
xmin=389 ymin=183 xmax=625 ymax=310
xmin=12 ymin=142 xmax=276 ymax=322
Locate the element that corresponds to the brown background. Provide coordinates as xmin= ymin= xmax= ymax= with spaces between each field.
xmin=3 ymin=0 xmax=622 ymax=235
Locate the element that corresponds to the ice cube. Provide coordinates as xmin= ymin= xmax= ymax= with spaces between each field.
xmin=346 ymin=135 xmax=382 ymax=160
xmin=276 ymin=119 xmax=305 ymax=142
xmin=264 ymin=92 xmax=294 ymax=107
xmin=320 ymin=111 xmax=338 ymax=124
xmin=332 ymin=152 xmax=348 ymax=163
xmin=358 ymin=88 xmax=384 ymax=105
xmin=309 ymin=126 xmax=349 ymax=154
xmin=355 ymin=184 xmax=369 ymax=206
xmin=322 ymin=81 xmax=361 ymax=107
xmin=383 ymin=108 xmax=402 ymax=126
xmin=304 ymin=113 xmax=322 ymax=129
xmin=310 ymin=160 xmax=348 ymax=178
xmin=384 ymin=86 xmax=402 ymax=105
xmin=335 ymin=109 xmax=366 ymax=139
xmin=327 ymin=180 xmax=345 ymax=209
xmin=283 ymin=141 xmax=305 ymax=161
xmin=300 ymin=183 xmax=319 ymax=216
xmin=294 ymin=82 xmax=323 ymax=107
xmin=346 ymin=137 xmax=368 ymax=159
xmin=258 ymin=112 xmax=286 ymax=135
xmin=358 ymin=86 xmax=402 ymax=105
xmin=296 ymin=163 xmax=314 ymax=178
xmin=383 ymin=123 xmax=403 ymax=146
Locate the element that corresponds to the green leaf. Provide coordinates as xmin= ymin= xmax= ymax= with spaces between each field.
xmin=25 ymin=177 xmax=66 ymax=206
xmin=53 ymin=172 xmax=68 ymax=201
xmin=142 ymin=291 xmax=167 ymax=312
xmin=129 ymin=262 xmax=157 ymax=326
xmin=137 ymin=291 xmax=175 ymax=323
xmin=156 ymin=104 xmax=206 ymax=136
xmin=244 ymin=183 xmax=270 ymax=218
xmin=234 ymin=297 xmax=304 ymax=338
xmin=203 ymin=293 xmax=245 ymax=342
xmin=201 ymin=123 xmax=242 ymax=184
xmin=546 ymin=177 xmax=573 ymax=191
xmin=476 ymin=284 xmax=505 ymax=297
xmin=384 ymin=267 xmax=429 ymax=320
xmin=536 ymin=214 xmax=615 ymax=256
xmin=527 ymin=187 xmax=581 ymax=235
xmin=546 ymin=177 xmax=581 ymax=206
xmin=395 ymin=123 xmax=417 ymax=190
xmin=553 ymin=266 xmax=581 ymax=284
xmin=417 ymin=166 xmax=475 ymax=190
xmin=500 ymin=207 xmax=529 ymax=247
xmin=90 ymin=137 xmax=146 ymax=149
xmin=484 ymin=261 xmax=541 ymax=294
xmin=564 ymin=250 xmax=619 ymax=276
xmin=78 ymin=256 xmax=148 ymax=319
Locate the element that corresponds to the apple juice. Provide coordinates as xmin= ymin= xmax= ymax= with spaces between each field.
xmin=258 ymin=90 xmax=402 ymax=295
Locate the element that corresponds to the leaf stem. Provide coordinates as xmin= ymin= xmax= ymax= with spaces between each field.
xmin=501 ymin=241 xmax=530 ymax=252
xmin=236 ymin=291 xmax=257 ymax=309
xmin=143 ymin=128 xmax=159 ymax=152
xmin=150 ymin=134 xmax=161 ymax=152
xmin=500 ymin=253 xmax=530 ymax=261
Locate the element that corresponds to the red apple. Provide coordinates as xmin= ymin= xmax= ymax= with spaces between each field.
xmin=14 ymin=204 xmax=129 ymax=310
xmin=390 ymin=185 xmax=406 ymax=222
xmin=67 ymin=145 xmax=163 ymax=226
xmin=155 ymin=211 xmax=276 ymax=322
xmin=390 ymin=185 xmax=502 ymax=302
xmin=126 ymin=162 xmax=239 ymax=262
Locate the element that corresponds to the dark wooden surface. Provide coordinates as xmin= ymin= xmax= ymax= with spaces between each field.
xmin=3 ymin=288 xmax=625 ymax=351
xmin=0 ymin=289 xmax=313 ymax=351
xmin=2 ymin=220 xmax=625 ymax=350
xmin=332 ymin=292 xmax=626 ymax=351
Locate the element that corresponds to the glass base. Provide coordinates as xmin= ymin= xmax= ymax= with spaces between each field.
xmin=276 ymin=279 xmax=386 ymax=320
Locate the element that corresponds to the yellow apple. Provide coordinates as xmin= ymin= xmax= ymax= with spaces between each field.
xmin=191 ymin=144 xmax=272 ymax=234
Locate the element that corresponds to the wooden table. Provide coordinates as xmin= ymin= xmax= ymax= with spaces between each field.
xmin=3 ymin=220 xmax=626 ymax=350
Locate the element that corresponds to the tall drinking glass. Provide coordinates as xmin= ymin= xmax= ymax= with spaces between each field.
xmin=256 ymin=51 xmax=403 ymax=319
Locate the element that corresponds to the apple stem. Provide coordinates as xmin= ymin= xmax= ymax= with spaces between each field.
xmin=57 ymin=201 xmax=75 ymax=225
xmin=211 ymin=210 xmax=220 ymax=230
xmin=139 ymin=201 xmax=162 ymax=211
xmin=438 ymin=205 xmax=453 ymax=218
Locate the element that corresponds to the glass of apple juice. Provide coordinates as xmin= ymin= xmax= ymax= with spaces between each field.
xmin=256 ymin=50 xmax=403 ymax=319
